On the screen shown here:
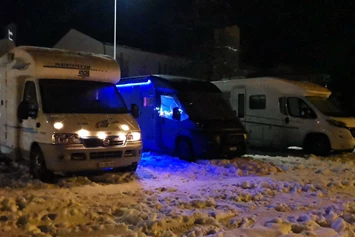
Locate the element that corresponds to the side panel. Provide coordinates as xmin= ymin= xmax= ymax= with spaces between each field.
xmin=0 ymin=65 xmax=25 ymax=158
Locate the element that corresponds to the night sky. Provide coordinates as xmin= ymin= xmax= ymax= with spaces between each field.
xmin=1 ymin=0 xmax=354 ymax=93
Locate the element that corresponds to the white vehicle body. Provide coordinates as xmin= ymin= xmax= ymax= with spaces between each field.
xmin=0 ymin=44 xmax=142 ymax=178
xmin=213 ymin=77 xmax=355 ymax=155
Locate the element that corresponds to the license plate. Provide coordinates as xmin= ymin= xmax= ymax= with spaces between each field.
xmin=229 ymin=147 xmax=237 ymax=151
xmin=98 ymin=161 xmax=115 ymax=168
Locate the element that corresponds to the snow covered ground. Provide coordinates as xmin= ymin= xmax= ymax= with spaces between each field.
xmin=1 ymin=151 xmax=355 ymax=237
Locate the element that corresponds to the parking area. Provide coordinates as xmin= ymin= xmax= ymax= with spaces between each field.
xmin=1 ymin=151 xmax=355 ymax=236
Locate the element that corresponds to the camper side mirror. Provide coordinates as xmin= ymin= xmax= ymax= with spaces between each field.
xmin=172 ymin=107 xmax=181 ymax=121
xmin=17 ymin=101 xmax=38 ymax=122
xmin=131 ymin=104 xmax=139 ymax=118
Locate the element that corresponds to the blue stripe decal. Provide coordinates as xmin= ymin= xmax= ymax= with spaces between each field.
xmin=5 ymin=124 xmax=38 ymax=134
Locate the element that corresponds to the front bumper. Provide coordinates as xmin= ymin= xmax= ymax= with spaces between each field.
xmin=193 ymin=132 xmax=246 ymax=159
xmin=328 ymin=128 xmax=355 ymax=151
xmin=39 ymin=142 xmax=142 ymax=172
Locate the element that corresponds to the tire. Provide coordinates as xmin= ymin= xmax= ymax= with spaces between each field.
xmin=30 ymin=147 xmax=53 ymax=182
xmin=304 ymin=135 xmax=330 ymax=156
xmin=175 ymin=138 xmax=195 ymax=162
xmin=129 ymin=162 xmax=138 ymax=172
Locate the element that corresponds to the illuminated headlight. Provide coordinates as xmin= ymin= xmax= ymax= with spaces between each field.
xmin=52 ymin=133 xmax=81 ymax=144
xmin=127 ymin=132 xmax=141 ymax=141
xmin=118 ymin=133 xmax=127 ymax=141
xmin=97 ymin=131 xmax=107 ymax=140
xmin=53 ymin=122 xmax=64 ymax=130
xmin=78 ymin=129 xmax=90 ymax=138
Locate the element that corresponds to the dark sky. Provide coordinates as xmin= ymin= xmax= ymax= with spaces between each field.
xmin=1 ymin=0 xmax=354 ymax=89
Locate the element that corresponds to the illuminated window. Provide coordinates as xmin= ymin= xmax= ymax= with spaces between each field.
xmin=159 ymin=95 xmax=189 ymax=121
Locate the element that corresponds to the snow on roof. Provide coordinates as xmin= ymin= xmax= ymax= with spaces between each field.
xmin=215 ymin=77 xmax=331 ymax=97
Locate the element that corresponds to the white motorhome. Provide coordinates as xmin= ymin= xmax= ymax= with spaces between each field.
xmin=0 ymin=43 xmax=142 ymax=181
xmin=213 ymin=77 xmax=355 ymax=155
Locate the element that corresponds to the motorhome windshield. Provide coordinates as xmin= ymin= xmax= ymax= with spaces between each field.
xmin=306 ymin=96 xmax=349 ymax=117
xmin=179 ymin=92 xmax=235 ymax=120
xmin=39 ymin=79 xmax=128 ymax=114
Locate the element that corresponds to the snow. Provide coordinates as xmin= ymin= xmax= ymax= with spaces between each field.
xmin=1 ymin=151 xmax=355 ymax=236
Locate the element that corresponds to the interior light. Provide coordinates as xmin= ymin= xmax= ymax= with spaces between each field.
xmin=97 ymin=131 xmax=107 ymax=140
xmin=121 ymin=124 xmax=130 ymax=131
xmin=53 ymin=122 xmax=64 ymax=130
xmin=116 ymin=79 xmax=151 ymax=88
xmin=78 ymin=129 xmax=89 ymax=138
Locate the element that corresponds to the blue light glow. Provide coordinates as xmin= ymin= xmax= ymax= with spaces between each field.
xmin=102 ymin=168 xmax=113 ymax=171
xmin=116 ymin=80 xmax=152 ymax=88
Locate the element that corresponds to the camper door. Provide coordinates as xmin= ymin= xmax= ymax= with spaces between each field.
xmin=19 ymin=80 xmax=40 ymax=158
xmin=230 ymin=87 xmax=246 ymax=121
xmin=282 ymin=96 xmax=318 ymax=148
xmin=159 ymin=94 xmax=186 ymax=150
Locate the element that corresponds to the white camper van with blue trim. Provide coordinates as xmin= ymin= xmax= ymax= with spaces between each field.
xmin=213 ymin=77 xmax=355 ymax=156
xmin=0 ymin=43 xmax=142 ymax=181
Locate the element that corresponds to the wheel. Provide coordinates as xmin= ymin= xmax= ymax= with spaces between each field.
xmin=175 ymin=139 xmax=194 ymax=162
xmin=129 ymin=162 xmax=138 ymax=172
xmin=304 ymin=135 xmax=330 ymax=156
xmin=30 ymin=147 xmax=53 ymax=182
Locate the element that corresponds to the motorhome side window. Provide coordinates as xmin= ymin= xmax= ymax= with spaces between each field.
xmin=22 ymin=81 xmax=38 ymax=119
xmin=159 ymin=95 xmax=188 ymax=121
xmin=287 ymin=97 xmax=317 ymax=119
xmin=23 ymin=81 xmax=38 ymax=106
xmin=249 ymin=95 xmax=266 ymax=110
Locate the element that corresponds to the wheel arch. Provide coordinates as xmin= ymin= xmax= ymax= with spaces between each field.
xmin=303 ymin=132 xmax=330 ymax=146
xmin=303 ymin=132 xmax=331 ymax=155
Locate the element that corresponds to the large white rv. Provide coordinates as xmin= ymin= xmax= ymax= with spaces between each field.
xmin=213 ymin=77 xmax=355 ymax=155
xmin=0 ymin=44 xmax=142 ymax=181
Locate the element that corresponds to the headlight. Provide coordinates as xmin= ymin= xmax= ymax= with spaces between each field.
xmin=52 ymin=133 xmax=81 ymax=144
xmin=126 ymin=132 xmax=141 ymax=141
xmin=327 ymin=119 xmax=348 ymax=128
xmin=97 ymin=131 xmax=107 ymax=140
xmin=78 ymin=129 xmax=90 ymax=138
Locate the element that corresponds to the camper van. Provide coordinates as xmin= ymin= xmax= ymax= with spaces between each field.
xmin=213 ymin=77 xmax=355 ymax=155
xmin=116 ymin=75 xmax=247 ymax=160
xmin=0 ymin=44 xmax=142 ymax=181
